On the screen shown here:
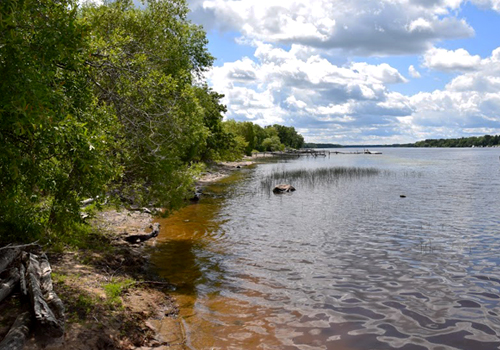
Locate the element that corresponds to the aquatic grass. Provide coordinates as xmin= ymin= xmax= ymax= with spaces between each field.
xmin=260 ymin=166 xmax=383 ymax=192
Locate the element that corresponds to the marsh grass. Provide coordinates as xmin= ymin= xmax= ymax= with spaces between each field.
xmin=260 ymin=166 xmax=382 ymax=192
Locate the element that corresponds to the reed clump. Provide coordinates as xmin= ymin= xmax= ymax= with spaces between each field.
xmin=260 ymin=166 xmax=381 ymax=192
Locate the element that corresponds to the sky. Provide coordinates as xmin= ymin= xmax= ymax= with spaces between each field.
xmin=186 ymin=0 xmax=500 ymax=144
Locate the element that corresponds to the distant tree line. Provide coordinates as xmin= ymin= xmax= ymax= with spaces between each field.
xmin=412 ymin=135 xmax=500 ymax=148
xmin=303 ymin=143 xmax=343 ymax=148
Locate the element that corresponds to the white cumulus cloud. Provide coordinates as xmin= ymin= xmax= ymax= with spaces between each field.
xmin=190 ymin=0 xmax=474 ymax=56
xmin=423 ymin=47 xmax=482 ymax=72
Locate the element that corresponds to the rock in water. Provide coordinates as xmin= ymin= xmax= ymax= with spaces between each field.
xmin=273 ymin=184 xmax=296 ymax=194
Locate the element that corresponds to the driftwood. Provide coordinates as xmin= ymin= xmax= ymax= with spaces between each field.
xmin=18 ymin=264 xmax=27 ymax=298
xmin=25 ymin=253 xmax=64 ymax=338
xmin=127 ymin=206 xmax=152 ymax=214
xmin=0 ymin=268 xmax=20 ymax=304
xmin=81 ymin=198 xmax=95 ymax=207
xmin=0 ymin=247 xmax=64 ymax=349
xmin=124 ymin=223 xmax=160 ymax=244
xmin=0 ymin=249 xmax=20 ymax=275
xmin=38 ymin=254 xmax=65 ymax=323
xmin=0 ymin=312 xmax=32 ymax=350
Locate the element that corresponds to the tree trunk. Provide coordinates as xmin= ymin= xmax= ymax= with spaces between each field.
xmin=25 ymin=254 xmax=64 ymax=338
xmin=0 ymin=268 xmax=20 ymax=304
xmin=0 ymin=312 xmax=32 ymax=350
xmin=0 ymin=248 xmax=20 ymax=275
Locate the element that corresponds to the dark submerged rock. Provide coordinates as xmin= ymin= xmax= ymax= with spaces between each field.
xmin=273 ymin=184 xmax=296 ymax=194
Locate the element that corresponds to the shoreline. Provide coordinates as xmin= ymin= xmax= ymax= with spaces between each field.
xmin=0 ymin=158 xmax=261 ymax=349
xmin=195 ymin=157 xmax=256 ymax=186
xmin=34 ymin=159 xmax=257 ymax=349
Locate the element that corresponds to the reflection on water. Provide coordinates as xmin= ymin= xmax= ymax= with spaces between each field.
xmin=150 ymin=148 xmax=500 ymax=350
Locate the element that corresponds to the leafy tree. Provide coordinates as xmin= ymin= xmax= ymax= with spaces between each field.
xmin=262 ymin=136 xmax=285 ymax=152
xmin=272 ymin=124 xmax=304 ymax=149
xmin=0 ymin=0 xmax=118 ymax=239
xmin=252 ymin=124 xmax=267 ymax=152
xmin=222 ymin=120 xmax=249 ymax=159
xmin=188 ymin=85 xmax=231 ymax=162
xmin=82 ymin=0 xmax=214 ymax=210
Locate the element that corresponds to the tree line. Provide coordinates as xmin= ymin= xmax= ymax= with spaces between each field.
xmin=412 ymin=135 xmax=500 ymax=148
xmin=0 ymin=0 xmax=304 ymax=242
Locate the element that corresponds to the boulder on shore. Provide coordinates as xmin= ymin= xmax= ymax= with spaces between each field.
xmin=273 ymin=184 xmax=296 ymax=194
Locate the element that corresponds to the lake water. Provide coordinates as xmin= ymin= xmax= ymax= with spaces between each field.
xmin=150 ymin=148 xmax=500 ymax=350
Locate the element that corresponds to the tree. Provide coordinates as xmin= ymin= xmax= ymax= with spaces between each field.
xmin=262 ymin=136 xmax=285 ymax=152
xmin=272 ymin=124 xmax=304 ymax=149
xmin=188 ymin=85 xmax=231 ymax=162
xmin=0 ymin=0 xmax=118 ymax=239
xmin=82 ymin=0 xmax=215 ymax=210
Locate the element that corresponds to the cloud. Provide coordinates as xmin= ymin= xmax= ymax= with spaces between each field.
xmin=470 ymin=0 xmax=500 ymax=12
xmin=207 ymin=43 xmax=416 ymax=143
xmin=188 ymin=0 xmax=500 ymax=143
xmin=208 ymin=44 xmax=500 ymax=144
xmin=189 ymin=0 xmax=474 ymax=56
xmin=409 ymin=47 xmax=500 ymax=136
xmin=409 ymin=65 xmax=422 ymax=78
xmin=423 ymin=47 xmax=482 ymax=72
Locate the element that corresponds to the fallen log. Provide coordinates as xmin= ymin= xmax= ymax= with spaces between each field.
xmin=25 ymin=253 xmax=64 ymax=338
xmin=124 ymin=223 xmax=160 ymax=244
xmin=18 ymin=264 xmax=27 ymax=298
xmin=0 ymin=248 xmax=20 ymax=275
xmin=38 ymin=254 xmax=65 ymax=323
xmin=0 ymin=312 xmax=32 ymax=350
xmin=0 ymin=268 xmax=20 ymax=304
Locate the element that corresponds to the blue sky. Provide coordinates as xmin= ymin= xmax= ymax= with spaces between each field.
xmin=187 ymin=0 xmax=500 ymax=144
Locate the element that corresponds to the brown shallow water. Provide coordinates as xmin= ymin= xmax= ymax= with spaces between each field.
xmin=150 ymin=148 xmax=500 ymax=350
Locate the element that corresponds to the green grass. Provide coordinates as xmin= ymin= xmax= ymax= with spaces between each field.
xmin=103 ymin=278 xmax=134 ymax=309
xmin=260 ymin=166 xmax=383 ymax=192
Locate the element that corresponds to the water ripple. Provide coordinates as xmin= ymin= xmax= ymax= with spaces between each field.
xmin=152 ymin=148 xmax=500 ymax=349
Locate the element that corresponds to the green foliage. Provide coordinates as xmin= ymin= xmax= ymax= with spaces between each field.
xmin=76 ymin=294 xmax=95 ymax=318
xmin=188 ymin=85 xmax=232 ymax=162
xmin=103 ymin=278 xmax=133 ymax=308
xmin=272 ymin=124 xmax=304 ymax=149
xmin=222 ymin=120 xmax=305 ymax=154
xmin=262 ymin=135 xmax=285 ymax=152
xmin=413 ymin=134 xmax=500 ymax=147
xmin=304 ymin=143 xmax=343 ymax=148
xmin=0 ymin=0 xmax=307 ymax=244
xmin=81 ymin=0 xmax=216 ymax=210
xmin=0 ymin=0 xmax=119 ymax=240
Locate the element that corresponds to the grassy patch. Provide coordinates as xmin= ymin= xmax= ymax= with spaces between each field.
xmin=103 ymin=278 xmax=134 ymax=309
xmin=76 ymin=294 xmax=96 ymax=318
xmin=260 ymin=166 xmax=383 ymax=192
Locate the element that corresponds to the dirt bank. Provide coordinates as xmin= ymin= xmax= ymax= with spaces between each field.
xmin=0 ymin=209 xmax=183 ymax=350
xmin=195 ymin=159 xmax=255 ymax=186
